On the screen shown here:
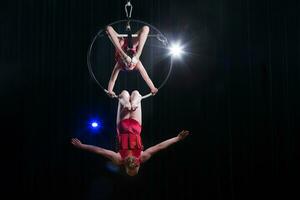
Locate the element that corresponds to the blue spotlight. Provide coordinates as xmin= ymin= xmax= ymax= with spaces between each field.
xmin=89 ymin=119 xmax=103 ymax=133
xmin=91 ymin=122 xmax=98 ymax=128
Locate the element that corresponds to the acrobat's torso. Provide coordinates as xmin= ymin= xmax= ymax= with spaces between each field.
xmin=117 ymin=118 xmax=143 ymax=162
xmin=115 ymin=38 xmax=139 ymax=70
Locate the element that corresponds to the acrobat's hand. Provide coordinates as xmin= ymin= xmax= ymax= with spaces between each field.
xmin=107 ymin=90 xmax=117 ymax=98
xmin=71 ymin=138 xmax=83 ymax=148
xmin=130 ymin=56 xmax=139 ymax=69
xmin=177 ymin=130 xmax=190 ymax=141
xmin=151 ymin=87 xmax=158 ymax=96
xmin=121 ymin=55 xmax=132 ymax=68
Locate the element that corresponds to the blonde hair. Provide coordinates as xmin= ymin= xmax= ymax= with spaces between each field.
xmin=125 ymin=156 xmax=138 ymax=169
xmin=124 ymin=156 xmax=140 ymax=176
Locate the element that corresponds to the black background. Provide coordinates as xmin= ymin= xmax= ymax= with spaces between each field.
xmin=1 ymin=0 xmax=299 ymax=200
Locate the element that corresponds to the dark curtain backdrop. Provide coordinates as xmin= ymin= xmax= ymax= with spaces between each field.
xmin=1 ymin=0 xmax=299 ymax=200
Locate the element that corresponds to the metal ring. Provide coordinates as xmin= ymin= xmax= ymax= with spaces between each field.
xmin=87 ymin=19 xmax=173 ymax=100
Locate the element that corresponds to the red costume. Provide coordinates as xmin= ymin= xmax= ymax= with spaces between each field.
xmin=117 ymin=118 xmax=143 ymax=163
xmin=115 ymin=38 xmax=138 ymax=70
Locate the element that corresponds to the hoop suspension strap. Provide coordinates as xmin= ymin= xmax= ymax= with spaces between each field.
xmin=125 ymin=1 xmax=133 ymax=19
xmin=125 ymin=1 xmax=133 ymax=55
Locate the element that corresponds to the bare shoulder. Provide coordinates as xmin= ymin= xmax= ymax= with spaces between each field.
xmin=140 ymin=151 xmax=151 ymax=163
xmin=112 ymin=152 xmax=122 ymax=165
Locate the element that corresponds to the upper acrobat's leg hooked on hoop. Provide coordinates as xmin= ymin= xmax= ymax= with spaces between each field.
xmin=130 ymin=26 xmax=150 ymax=68
xmin=106 ymin=26 xmax=131 ymax=65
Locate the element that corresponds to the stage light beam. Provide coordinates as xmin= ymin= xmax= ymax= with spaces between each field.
xmin=91 ymin=122 xmax=98 ymax=128
xmin=169 ymin=43 xmax=184 ymax=58
xmin=89 ymin=120 xmax=103 ymax=133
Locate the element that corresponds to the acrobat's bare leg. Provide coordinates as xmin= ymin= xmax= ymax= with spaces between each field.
xmin=134 ymin=26 xmax=150 ymax=59
xmin=116 ymin=90 xmax=131 ymax=125
xmin=129 ymin=90 xmax=142 ymax=125
xmin=119 ymin=90 xmax=131 ymax=111
xmin=106 ymin=26 xmax=129 ymax=59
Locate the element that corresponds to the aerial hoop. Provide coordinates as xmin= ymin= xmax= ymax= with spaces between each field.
xmin=87 ymin=19 xmax=173 ymax=100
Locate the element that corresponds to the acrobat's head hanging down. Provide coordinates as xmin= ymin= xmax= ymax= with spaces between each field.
xmin=124 ymin=156 xmax=140 ymax=176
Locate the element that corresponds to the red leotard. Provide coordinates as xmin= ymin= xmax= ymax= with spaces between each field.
xmin=115 ymin=38 xmax=138 ymax=70
xmin=117 ymin=118 xmax=143 ymax=162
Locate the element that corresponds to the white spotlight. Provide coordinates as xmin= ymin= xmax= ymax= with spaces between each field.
xmin=169 ymin=43 xmax=184 ymax=58
xmin=91 ymin=122 xmax=98 ymax=128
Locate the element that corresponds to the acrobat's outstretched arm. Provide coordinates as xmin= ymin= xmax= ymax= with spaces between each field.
xmin=107 ymin=64 xmax=121 ymax=98
xmin=135 ymin=62 xmax=158 ymax=95
xmin=140 ymin=130 xmax=189 ymax=163
xmin=71 ymin=138 xmax=122 ymax=165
